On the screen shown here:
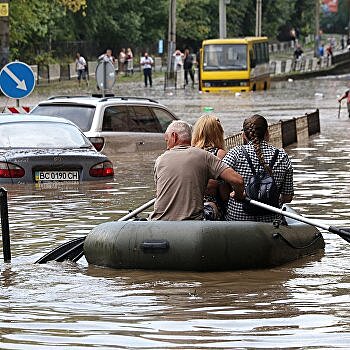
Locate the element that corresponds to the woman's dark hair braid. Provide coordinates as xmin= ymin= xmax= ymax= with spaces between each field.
xmin=243 ymin=114 xmax=272 ymax=175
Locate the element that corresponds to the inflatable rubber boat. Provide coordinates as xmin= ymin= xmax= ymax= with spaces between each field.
xmin=84 ymin=206 xmax=325 ymax=271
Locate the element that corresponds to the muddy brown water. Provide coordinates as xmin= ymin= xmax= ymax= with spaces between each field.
xmin=0 ymin=75 xmax=350 ymax=349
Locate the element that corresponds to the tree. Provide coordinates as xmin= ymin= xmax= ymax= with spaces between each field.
xmin=10 ymin=0 xmax=67 ymax=62
xmin=8 ymin=0 xmax=325 ymax=64
xmin=59 ymin=0 xmax=87 ymax=13
xmin=177 ymin=0 xmax=212 ymax=51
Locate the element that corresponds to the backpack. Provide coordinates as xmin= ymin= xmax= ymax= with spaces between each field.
xmin=241 ymin=147 xmax=280 ymax=216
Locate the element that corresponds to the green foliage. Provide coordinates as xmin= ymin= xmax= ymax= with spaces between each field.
xmin=33 ymin=52 xmax=57 ymax=65
xmin=59 ymin=0 xmax=87 ymax=13
xmin=8 ymin=0 xmax=327 ymax=63
xmin=10 ymin=0 xmax=67 ymax=63
xmin=177 ymin=0 xmax=211 ymax=49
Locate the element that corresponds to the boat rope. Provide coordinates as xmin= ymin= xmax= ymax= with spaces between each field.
xmin=273 ymin=231 xmax=324 ymax=250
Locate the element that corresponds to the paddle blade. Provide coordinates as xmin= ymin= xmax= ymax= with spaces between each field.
xmin=35 ymin=236 xmax=86 ymax=264
xmin=35 ymin=198 xmax=156 ymax=264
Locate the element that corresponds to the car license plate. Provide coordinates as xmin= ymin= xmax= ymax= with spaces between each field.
xmin=35 ymin=171 xmax=80 ymax=182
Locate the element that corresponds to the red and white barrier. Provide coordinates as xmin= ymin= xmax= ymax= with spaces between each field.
xmin=3 ymin=106 xmax=30 ymax=113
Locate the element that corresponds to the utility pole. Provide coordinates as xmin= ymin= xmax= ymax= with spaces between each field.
xmin=255 ymin=0 xmax=262 ymax=37
xmin=167 ymin=0 xmax=176 ymax=75
xmin=315 ymin=0 xmax=320 ymax=57
xmin=0 ymin=0 xmax=9 ymax=68
xmin=348 ymin=0 xmax=350 ymax=39
xmin=219 ymin=0 xmax=227 ymax=39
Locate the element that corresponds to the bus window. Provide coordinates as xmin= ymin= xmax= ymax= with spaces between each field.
xmin=264 ymin=42 xmax=269 ymax=62
xmin=249 ymin=49 xmax=256 ymax=68
xmin=254 ymin=43 xmax=263 ymax=64
xmin=204 ymin=44 xmax=247 ymax=71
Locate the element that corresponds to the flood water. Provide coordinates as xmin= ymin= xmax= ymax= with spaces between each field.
xmin=1 ymin=74 xmax=350 ymax=349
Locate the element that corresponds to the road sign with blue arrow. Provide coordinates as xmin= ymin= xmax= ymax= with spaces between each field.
xmin=0 ymin=61 xmax=35 ymax=99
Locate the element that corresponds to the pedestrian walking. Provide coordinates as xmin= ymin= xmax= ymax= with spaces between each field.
xmin=140 ymin=52 xmax=153 ymax=87
xmin=75 ymin=52 xmax=88 ymax=87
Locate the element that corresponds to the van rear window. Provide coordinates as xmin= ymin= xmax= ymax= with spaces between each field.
xmin=30 ymin=104 xmax=95 ymax=131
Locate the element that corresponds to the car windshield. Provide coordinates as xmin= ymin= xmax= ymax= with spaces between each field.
xmin=203 ymin=44 xmax=247 ymax=71
xmin=0 ymin=121 xmax=92 ymax=149
xmin=30 ymin=104 xmax=95 ymax=131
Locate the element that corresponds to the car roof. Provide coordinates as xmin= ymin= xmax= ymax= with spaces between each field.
xmin=0 ymin=113 xmax=77 ymax=125
xmin=38 ymin=95 xmax=163 ymax=107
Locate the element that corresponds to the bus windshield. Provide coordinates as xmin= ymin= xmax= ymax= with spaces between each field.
xmin=203 ymin=44 xmax=247 ymax=71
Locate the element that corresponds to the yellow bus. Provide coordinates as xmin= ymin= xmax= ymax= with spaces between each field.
xmin=199 ymin=37 xmax=270 ymax=93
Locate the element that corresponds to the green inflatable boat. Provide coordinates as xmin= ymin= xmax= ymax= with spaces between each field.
xmin=84 ymin=206 xmax=325 ymax=271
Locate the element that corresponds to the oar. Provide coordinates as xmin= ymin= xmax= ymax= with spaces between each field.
xmin=245 ymin=197 xmax=350 ymax=243
xmin=338 ymin=102 xmax=341 ymax=119
xmin=35 ymin=198 xmax=156 ymax=264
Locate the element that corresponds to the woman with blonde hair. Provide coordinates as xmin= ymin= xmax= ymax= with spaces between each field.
xmin=192 ymin=114 xmax=226 ymax=157
xmin=192 ymin=114 xmax=229 ymax=220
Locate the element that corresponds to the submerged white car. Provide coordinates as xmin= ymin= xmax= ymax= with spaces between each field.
xmin=30 ymin=95 xmax=179 ymax=155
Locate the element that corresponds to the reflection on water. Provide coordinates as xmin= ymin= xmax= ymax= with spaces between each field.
xmin=1 ymin=76 xmax=350 ymax=349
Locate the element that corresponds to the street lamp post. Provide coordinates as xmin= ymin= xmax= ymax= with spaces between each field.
xmin=255 ymin=0 xmax=262 ymax=37
xmin=315 ymin=0 xmax=320 ymax=57
xmin=167 ymin=0 xmax=176 ymax=75
xmin=219 ymin=0 xmax=227 ymax=39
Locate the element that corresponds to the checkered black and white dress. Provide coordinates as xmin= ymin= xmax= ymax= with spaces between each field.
xmin=222 ymin=141 xmax=294 ymax=222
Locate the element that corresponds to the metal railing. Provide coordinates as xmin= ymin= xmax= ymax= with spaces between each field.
xmin=224 ymin=110 xmax=320 ymax=150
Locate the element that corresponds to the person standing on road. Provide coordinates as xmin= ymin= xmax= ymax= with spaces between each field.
xmin=119 ymin=48 xmax=126 ymax=75
xmin=293 ymin=44 xmax=303 ymax=60
xmin=319 ymin=44 xmax=324 ymax=57
xmin=149 ymin=120 xmax=244 ymax=221
xmin=140 ymin=52 xmax=154 ymax=87
xmin=183 ymin=49 xmax=195 ymax=87
xmin=338 ymin=89 xmax=350 ymax=118
xmin=125 ymin=48 xmax=134 ymax=76
xmin=173 ymin=49 xmax=184 ymax=72
xmin=75 ymin=52 xmax=88 ymax=87
xmin=98 ymin=49 xmax=115 ymax=64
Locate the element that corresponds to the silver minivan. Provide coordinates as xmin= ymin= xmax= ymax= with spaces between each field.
xmin=30 ymin=95 xmax=178 ymax=156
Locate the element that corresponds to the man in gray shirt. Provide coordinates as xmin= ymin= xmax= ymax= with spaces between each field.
xmin=150 ymin=120 xmax=244 ymax=220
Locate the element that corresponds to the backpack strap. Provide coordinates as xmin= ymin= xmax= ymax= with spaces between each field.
xmin=242 ymin=147 xmax=279 ymax=174
xmin=241 ymin=147 xmax=256 ymax=175
xmin=269 ymin=149 xmax=279 ymax=169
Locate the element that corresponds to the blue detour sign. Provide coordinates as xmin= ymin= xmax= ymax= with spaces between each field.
xmin=0 ymin=61 xmax=35 ymax=99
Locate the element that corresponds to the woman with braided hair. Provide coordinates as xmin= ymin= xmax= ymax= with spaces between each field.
xmin=222 ymin=114 xmax=294 ymax=222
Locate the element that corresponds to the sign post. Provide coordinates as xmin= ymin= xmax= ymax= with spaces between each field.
xmin=95 ymin=60 xmax=116 ymax=97
xmin=0 ymin=61 xmax=35 ymax=101
xmin=0 ymin=1 xmax=9 ymax=69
